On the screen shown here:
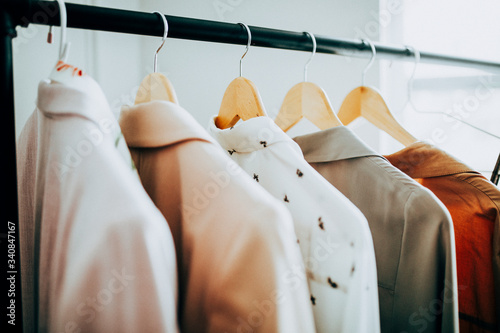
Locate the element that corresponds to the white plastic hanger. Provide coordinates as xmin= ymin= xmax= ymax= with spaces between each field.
xmin=274 ymin=32 xmax=342 ymax=132
xmin=215 ymin=22 xmax=267 ymax=129
xmin=135 ymin=11 xmax=178 ymax=104
xmin=48 ymin=0 xmax=78 ymax=85
xmin=405 ymin=45 xmax=500 ymax=141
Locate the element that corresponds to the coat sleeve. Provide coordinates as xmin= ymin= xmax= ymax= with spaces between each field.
xmin=397 ymin=189 xmax=459 ymax=333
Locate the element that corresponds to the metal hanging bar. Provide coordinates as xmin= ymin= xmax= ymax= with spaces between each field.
xmin=11 ymin=0 xmax=500 ymax=73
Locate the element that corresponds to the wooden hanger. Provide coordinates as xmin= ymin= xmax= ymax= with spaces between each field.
xmin=275 ymin=32 xmax=342 ymax=132
xmin=337 ymin=39 xmax=417 ymax=146
xmin=215 ymin=23 xmax=267 ymax=129
xmin=338 ymin=86 xmax=416 ymax=146
xmin=135 ymin=73 xmax=178 ymax=105
xmin=276 ymin=82 xmax=342 ymax=132
xmin=215 ymin=76 xmax=266 ymax=129
xmin=135 ymin=11 xmax=178 ymax=105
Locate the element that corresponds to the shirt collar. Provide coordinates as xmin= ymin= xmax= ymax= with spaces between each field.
xmin=208 ymin=115 xmax=302 ymax=154
xmin=36 ymin=72 xmax=111 ymax=125
xmin=119 ymin=101 xmax=215 ymax=148
xmin=293 ymin=126 xmax=381 ymax=163
xmin=384 ymin=141 xmax=476 ymax=178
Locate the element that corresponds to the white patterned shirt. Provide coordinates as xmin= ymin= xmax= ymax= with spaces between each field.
xmin=209 ymin=116 xmax=380 ymax=333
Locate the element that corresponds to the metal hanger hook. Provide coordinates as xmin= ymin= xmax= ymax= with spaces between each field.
xmin=153 ymin=11 xmax=169 ymax=73
xmin=405 ymin=45 xmax=421 ymax=107
xmin=54 ymin=0 xmax=69 ymax=62
xmin=238 ymin=22 xmax=251 ymax=77
xmin=361 ymin=39 xmax=376 ymax=86
xmin=303 ymin=32 xmax=316 ymax=82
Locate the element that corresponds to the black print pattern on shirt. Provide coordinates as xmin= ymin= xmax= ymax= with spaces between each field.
xmin=327 ymin=277 xmax=338 ymax=288
xmin=253 ymin=173 xmax=259 ymax=182
xmin=284 ymin=195 xmax=289 ymax=203
xmin=310 ymin=295 xmax=316 ymax=305
xmin=228 ymin=149 xmax=236 ymax=155
xmin=318 ymin=217 xmax=325 ymax=230
xmin=296 ymin=169 xmax=303 ymax=177
xmin=259 ymin=141 xmax=267 ymax=147
xmin=351 ymin=265 xmax=355 ymax=276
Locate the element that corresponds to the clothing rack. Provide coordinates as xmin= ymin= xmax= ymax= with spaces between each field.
xmin=491 ymin=153 xmax=500 ymax=185
xmin=3 ymin=1 xmax=500 ymax=331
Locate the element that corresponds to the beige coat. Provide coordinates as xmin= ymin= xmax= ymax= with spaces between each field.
xmin=120 ymin=101 xmax=316 ymax=333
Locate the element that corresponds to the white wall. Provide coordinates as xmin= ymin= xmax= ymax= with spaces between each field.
xmin=13 ymin=0 xmax=382 ymax=147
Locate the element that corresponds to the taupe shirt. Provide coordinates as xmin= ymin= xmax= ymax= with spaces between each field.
xmin=294 ymin=126 xmax=459 ymax=333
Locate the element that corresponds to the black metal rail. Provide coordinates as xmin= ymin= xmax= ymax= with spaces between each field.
xmin=11 ymin=1 xmax=500 ymax=71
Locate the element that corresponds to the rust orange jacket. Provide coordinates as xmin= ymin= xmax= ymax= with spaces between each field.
xmin=386 ymin=142 xmax=500 ymax=333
